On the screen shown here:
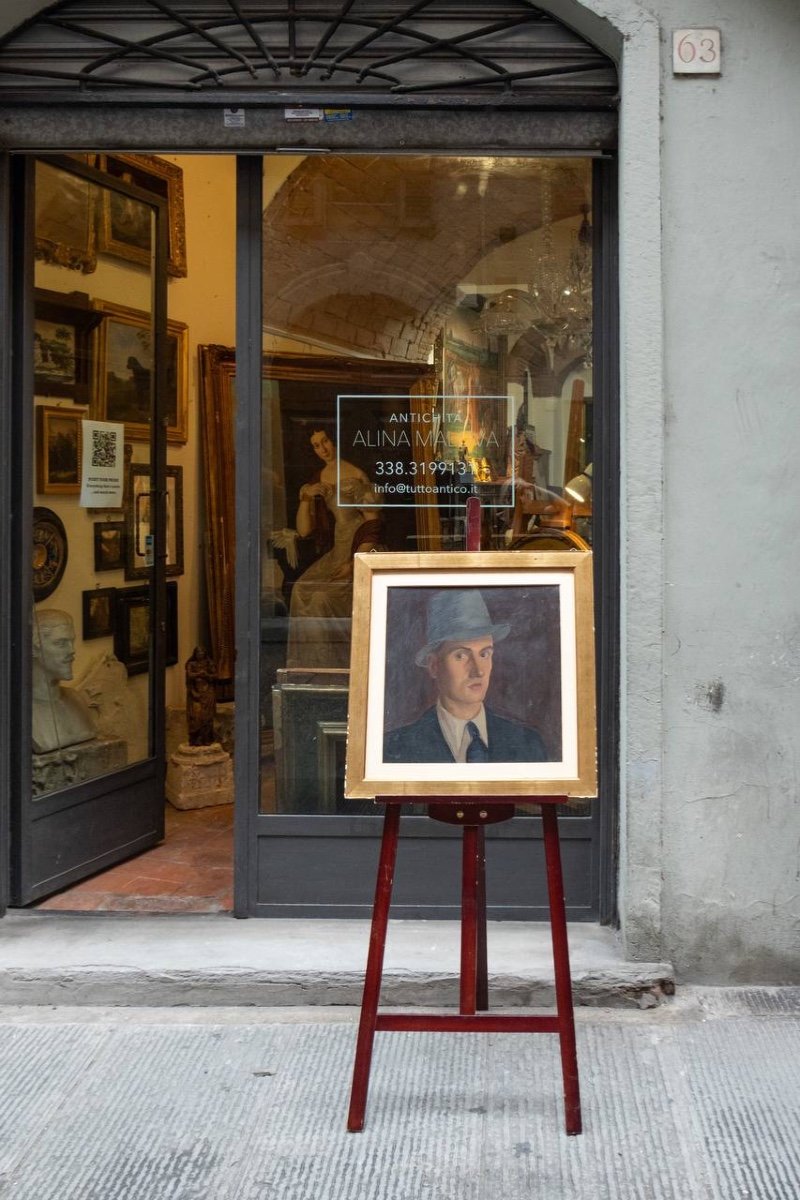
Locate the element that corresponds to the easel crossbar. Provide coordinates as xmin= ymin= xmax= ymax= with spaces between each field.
xmin=375 ymin=1014 xmax=561 ymax=1033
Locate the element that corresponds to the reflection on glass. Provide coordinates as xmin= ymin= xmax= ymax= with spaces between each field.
xmin=32 ymin=160 xmax=155 ymax=797
xmin=260 ymin=155 xmax=594 ymax=814
xmin=287 ymin=428 xmax=382 ymax=670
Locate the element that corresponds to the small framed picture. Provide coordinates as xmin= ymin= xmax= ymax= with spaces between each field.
xmin=114 ymin=581 xmax=178 ymax=675
xmin=96 ymin=153 xmax=187 ymax=278
xmin=82 ymin=587 xmax=116 ymax=640
xmin=34 ymin=288 xmax=101 ymax=405
xmin=345 ymin=551 xmax=597 ymax=799
xmin=91 ymin=299 xmax=188 ymax=444
xmin=93 ymin=521 xmax=126 ymax=573
xmin=35 ymin=405 xmax=85 ymax=495
xmin=34 ymin=160 xmax=97 ymax=275
xmin=124 ymin=462 xmax=184 ymax=580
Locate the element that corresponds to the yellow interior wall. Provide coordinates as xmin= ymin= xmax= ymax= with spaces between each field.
xmin=33 ymin=154 xmax=236 ymax=710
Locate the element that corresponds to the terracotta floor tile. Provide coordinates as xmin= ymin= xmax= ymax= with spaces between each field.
xmin=126 ymin=860 xmax=199 ymax=885
xmin=82 ymin=862 xmax=148 ymax=886
xmin=188 ymin=853 xmax=233 ymax=873
xmin=36 ymin=892 xmax=105 ymax=912
xmin=41 ymin=879 xmax=97 ymax=898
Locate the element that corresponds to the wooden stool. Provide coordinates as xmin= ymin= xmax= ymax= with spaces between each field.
xmin=347 ymin=796 xmax=582 ymax=1135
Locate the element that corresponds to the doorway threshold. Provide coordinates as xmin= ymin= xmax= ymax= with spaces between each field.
xmin=0 ymin=914 xmax=673 ymax=1009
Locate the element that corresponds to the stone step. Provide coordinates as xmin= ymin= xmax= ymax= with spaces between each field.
xmin=0 ymin=913 xmax=673 ymax=1008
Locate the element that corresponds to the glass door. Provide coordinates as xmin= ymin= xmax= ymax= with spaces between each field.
xmin=12 ymin=155 xmax=169 ymax=904
xmin=253 ymin=154 xmax=602 ymax=918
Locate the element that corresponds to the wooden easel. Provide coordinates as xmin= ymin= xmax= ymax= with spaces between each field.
xmin=346 ymin=796 xmax=581 ymax=1135
xmin=347 ymin=497 xmax=582 ymax=1135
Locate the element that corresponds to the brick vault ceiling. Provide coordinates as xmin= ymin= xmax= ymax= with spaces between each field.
xmin=264 ymin=154 xmax=590 ymax=361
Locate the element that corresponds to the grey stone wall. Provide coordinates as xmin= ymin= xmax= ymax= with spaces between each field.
xmin=656 ymin=0 xmax=800 ymax=981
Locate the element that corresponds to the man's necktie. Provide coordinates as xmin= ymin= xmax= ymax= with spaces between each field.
xmin=466 ymin=721 xmax=489 ymax=762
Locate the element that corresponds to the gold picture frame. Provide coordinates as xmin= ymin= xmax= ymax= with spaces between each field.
xmin=97 ymin=153 xmax=187 ymax=278
xmin=34 ymin=159 xmax=97 ymax=275
xmin=197 ymin=347 xmax=435 ymax=700
xmin=345 ymin=550 xmax=597 ymax=799
xmin=35 ymin=404 xmax=85 ymax=495
xmin=91 ymin=300 xmax=188 ymax=444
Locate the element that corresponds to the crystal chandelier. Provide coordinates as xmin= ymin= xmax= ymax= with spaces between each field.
xmin=480 ymin=171 xmax=593 ymax=364
xmin=479 ymin=287 xmax=537 ymax=338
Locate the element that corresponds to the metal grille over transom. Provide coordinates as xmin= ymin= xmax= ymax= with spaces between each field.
xmin=0 ymin=1 xmax=617 ymax=101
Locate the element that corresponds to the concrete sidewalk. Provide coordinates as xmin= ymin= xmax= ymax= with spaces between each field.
xmin=0 ymin=912 xmax=674 ymax=1007
xmin=0 ymin=989 xmax=798 ymax=1199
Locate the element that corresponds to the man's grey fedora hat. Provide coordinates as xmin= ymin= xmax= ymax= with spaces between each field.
xmin=415 ymin=588 xmax=510 ymax=666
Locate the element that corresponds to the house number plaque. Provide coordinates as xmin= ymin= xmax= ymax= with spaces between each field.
xmin=673 ymin=29 xmax=721 ymax=75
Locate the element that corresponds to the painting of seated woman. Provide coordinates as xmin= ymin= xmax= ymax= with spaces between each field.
xmin=286 ymin=428 xmax=382 ymax=669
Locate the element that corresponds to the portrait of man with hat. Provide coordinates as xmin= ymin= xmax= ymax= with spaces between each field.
xmin=383 ymin=588 xmax=548 ymax=764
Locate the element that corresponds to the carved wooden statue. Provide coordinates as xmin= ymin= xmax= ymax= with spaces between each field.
xmin=185 ymin=646 xmax=217 ymax=746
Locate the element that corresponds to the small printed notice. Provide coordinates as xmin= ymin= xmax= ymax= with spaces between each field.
xmin=284 ymin=107 xmax=323 ymax=121
xmin=80 ymin=419 xmax=125 ymax=508
xmin=324 ymin=108 xmax=353 ymax=122
xmin=224 ymin=108 xmax=246 ymax=127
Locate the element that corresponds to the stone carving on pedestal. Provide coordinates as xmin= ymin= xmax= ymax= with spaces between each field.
xmin=165 ymin=646 xmax=233 ymax=810
xmin=185 ymin=646 xmax=217 ymax=745
xmin=31 ymin=610 xmax=127 ymax=796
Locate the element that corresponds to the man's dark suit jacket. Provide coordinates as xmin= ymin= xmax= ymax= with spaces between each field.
xmin=383 ymin=705 xmax=548 ymax=764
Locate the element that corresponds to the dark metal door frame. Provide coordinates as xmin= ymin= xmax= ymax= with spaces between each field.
xmin=0 ymin=151 xmax=12 ymax=918
xmin=592 ymin=155 xmax=620 ymax=925
xmin=233 ymin=155 xmax=265 ymax=918
xmin=234 ymin=147 xmax=619 ymax=922
xmin=6 ymin=153 xmax=170 ymax=905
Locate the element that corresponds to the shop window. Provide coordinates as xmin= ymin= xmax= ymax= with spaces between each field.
xmin=253 ymin=155 xmax=595 ymax=815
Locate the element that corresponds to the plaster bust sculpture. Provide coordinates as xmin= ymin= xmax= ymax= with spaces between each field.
xmin=32 ymin=609 xmax=96 ymax=754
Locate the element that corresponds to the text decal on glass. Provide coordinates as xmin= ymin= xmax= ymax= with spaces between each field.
xmin=335 ymin=394 xmax=515 ymax=510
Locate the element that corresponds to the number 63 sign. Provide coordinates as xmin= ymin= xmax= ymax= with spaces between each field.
xmin=673 ymin=28 xmax=721 ymax=75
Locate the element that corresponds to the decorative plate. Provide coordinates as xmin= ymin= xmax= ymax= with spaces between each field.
xmin=33 ymin=507 xmax=68 ymax=601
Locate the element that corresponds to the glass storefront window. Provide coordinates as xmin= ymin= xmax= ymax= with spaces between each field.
xmin=260 ymin=156 xmax=594 ymax=815
xmin=32 ymin=159 xmax=157 ymax=798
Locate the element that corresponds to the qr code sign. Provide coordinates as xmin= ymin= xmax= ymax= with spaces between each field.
xmin=91 ymin=429 xmax=117 ymax=468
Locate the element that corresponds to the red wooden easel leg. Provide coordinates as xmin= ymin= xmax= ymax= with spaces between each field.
xmin=541 ymin=804 xmax=582 ymax=1136
xmin=475 ymin=826 xmax=489 ymax=1011
xmin=347 ymin=802 xmax=401 ymax=1132
xmin=460 ymin=824 xmax=479 ymax=1015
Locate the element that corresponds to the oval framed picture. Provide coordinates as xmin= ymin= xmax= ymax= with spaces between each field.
xmin=33 ymin=506 xmax=68 ymax=601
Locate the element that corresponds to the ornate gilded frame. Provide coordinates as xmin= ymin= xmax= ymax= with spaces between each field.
xmin=96 ymin=153 xmax=187 ymax=278
xmin=197 ymin=347 xmax=435 ymax=701
xmin=91 ymin=299 xmax=188 ymax=444
xmin=345 ymin=550 xmax=597 ymax=799
xmin=35 ymin=404 xmax=85 ymax=494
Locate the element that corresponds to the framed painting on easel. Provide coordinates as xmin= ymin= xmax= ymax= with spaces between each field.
xmin=345 ymin=550 xmax=597 ymax=800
